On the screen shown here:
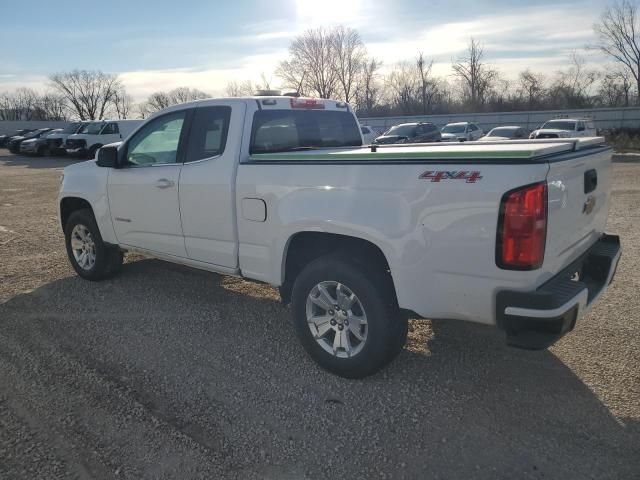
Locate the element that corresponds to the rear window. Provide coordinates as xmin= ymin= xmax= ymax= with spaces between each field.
xmin=542 ymin=120 xmax=576 ymax=131
xmin=185 ymin=106 xmax=231 ymax=162
xmin=250 ymin=110 xmax=362 ymax=154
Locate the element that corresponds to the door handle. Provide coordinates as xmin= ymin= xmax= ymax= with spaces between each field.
xmin=155 ymin=178 xmax=175 ymax=189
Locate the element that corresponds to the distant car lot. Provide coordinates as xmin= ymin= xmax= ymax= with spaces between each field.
xmin=0 ymin=148 xmax=638 ymax=478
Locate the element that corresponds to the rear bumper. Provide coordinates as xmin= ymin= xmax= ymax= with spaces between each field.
xmin=496 ymin=234 xmax=621 ymax=349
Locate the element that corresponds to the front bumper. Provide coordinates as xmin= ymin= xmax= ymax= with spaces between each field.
xmin=20 ymin=144 xmax=37 ymax=153
xmin=66 ymin=147 xmax=87 ymax=156
xmin=496 ymin=234 xmax=621 ymax=349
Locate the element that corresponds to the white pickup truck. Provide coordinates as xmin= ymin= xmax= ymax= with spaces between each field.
xmin=58 ymin=96 xmax=621 ymax=378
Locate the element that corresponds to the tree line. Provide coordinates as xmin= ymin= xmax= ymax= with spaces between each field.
xmin=1 ymin=0 xmax=639 ymax=121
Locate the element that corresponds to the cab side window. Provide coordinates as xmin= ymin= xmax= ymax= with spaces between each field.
xmin=126 ymin=111 xmax=186 ymax=166
xmin=102 ymin=123 xmax=119 ymax=135
xmin=185 ymin=106 xmax=231 ymax=162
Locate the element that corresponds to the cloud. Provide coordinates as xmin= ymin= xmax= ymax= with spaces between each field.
xmin=0 ymin=1 xmax=608 ymax=101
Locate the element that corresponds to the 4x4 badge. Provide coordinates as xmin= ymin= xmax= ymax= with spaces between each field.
xmin=419 ymin=171 xmax=483 ymax=183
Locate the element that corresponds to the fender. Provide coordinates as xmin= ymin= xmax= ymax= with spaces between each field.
xmin=58 ymin=160 xmax=117 ymax=244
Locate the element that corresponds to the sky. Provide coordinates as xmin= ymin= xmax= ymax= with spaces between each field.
xmin=0 ymin=0 xmax=613 ymax=101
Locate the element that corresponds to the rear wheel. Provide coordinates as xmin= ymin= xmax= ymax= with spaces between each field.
xmin=64 ymin=209 xmax=123 ymax=281
xmin=36 ymin=145 xmax=49 ymax=157
xmin=291 ymin=254 xmax=407 ymax=378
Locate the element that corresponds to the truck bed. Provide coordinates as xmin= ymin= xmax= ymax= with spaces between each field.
xmin=247 ymin=137 xmax=609 ymax=163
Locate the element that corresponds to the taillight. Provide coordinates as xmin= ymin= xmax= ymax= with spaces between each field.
xmin=290 ymin=98 xmax=325 ymax=109
xmin=497 ymin=182 xmax=547 ymax=270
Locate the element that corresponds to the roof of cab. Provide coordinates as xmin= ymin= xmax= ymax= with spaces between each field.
xmin=157 ymin=96 xmax=352 ymax=113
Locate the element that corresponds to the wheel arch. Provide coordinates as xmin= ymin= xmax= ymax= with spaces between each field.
xmin=59 ymin=196 xmax=94 ymax=231
xmin=279 ymin=231 xmax=396 ymax=304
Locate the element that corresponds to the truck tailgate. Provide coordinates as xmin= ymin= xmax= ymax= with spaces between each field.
xmin=544 ymin=141 xmax=613 ymax=276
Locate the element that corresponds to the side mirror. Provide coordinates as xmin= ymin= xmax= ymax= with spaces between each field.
xmin=96 ymin=145 xmax=119 ymax=168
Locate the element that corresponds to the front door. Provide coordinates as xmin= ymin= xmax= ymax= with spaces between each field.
xmin=108 ymin=109 xmax=189 ymax=258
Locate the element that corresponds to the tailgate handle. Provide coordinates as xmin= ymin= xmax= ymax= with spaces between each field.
xmin=584 ymin=169 xmax=597 ymax=194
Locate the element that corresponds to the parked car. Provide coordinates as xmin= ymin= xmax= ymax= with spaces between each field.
xmin=7 ymin=128 xmax=53 ymax=153
xmin=360 ymin=125 xmax=377 ymax=144
xmin=20 ymin=129 xmax=63 ymax=156
xmin=483 ymin=126 xmax=529 ymax=141
xmin=440 ymin=122 xmax=483 ymax=142
xmin=58 ymin=95 xmax=620 ymax=378
xmin=0 ymin=129 xmax=35 ymax=148
xmin=65 ymin=119 xmax=143 ymax=159
xmin=374 ymin=122 xmax=441 ymax=144
xmin=46 ymin=122 xmax=87 ymax=155
xmin=530 ymin=118 xmax=597 ymax=139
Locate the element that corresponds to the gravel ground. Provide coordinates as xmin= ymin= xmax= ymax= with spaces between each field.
xmin=0 ymin=151 xmax=638 ymax=479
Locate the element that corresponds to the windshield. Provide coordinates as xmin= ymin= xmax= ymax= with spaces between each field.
xmin=79 ymin=122 xmax=105 ymax=135
xmin=442 ymin=124 xmax=466 ymax=134
xmin=61 ymin=122 xmax=82 ymax=134
xmin=385 ymin=125 xmax=416 ymax=137
xmin=488 ymin=127 xmax=517 ymax=137
xmin=250 ymin=110 xmax=362 ymax=154
xmin=542 ymin=120 xmax=576 ymax=131
xmin=24 ymin=130 xmax=44 ymax=139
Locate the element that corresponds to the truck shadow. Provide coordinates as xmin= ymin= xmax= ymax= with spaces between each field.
xmin=1 ymin=258 xmax=638 ymax=478
xmin=0 ymin=151 xmax=81 ymax=169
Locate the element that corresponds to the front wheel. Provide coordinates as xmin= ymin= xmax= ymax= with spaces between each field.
xmin=65 ymin=209 xmax=123 ymax=281
xmin=291 ymin=254 xmax=407 ymax=378
xmin=87 ymin=144 xmax=102 ymax=160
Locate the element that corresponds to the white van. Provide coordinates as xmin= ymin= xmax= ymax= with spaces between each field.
xmin=65 ymin=119 xmax=143 ymax=158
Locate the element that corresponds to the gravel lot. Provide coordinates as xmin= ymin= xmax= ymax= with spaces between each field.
xmin=0 ymin=150 xmax=638 ymax=480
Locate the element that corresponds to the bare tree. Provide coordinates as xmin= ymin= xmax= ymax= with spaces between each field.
xmin=333 ymin=26 xmax=366 ymax=103
xmin=142 ymin=87 xmax=209 ymax=114
xmin=416 ymin=52 xmax=440 ymax=114
xmin=112 ymin=88 xmax=133 ymax=119
xmin=594 ymin=0 xmax=640 ymax=104
xmin=355 ymin=57 xmax=382 ymax=114
xmin=451 ymin=38 xmax=497 ymax=109
xmin=277 ymin=27 xmax=339 ymax=98
xmin=0 ymin=88 xmax=42 ymax=120
xmin=549 ymin=52 xmax=599 ymax=108
xmin=49 ymin=70 xmax=121 ymax=120
xmin=518 ymin=69 xmax=545 ymax=109
xmin=169 ymin=87 xmax=209 ymax=104
xmin=225 ymin=80 xmax=255 ymax=97
xmin=599 ymin=69 xmax=633 ymax=106
xmin=38 ymin=92 xmax=67 ymax=120
xmin=385 ymin=61 xmax=419 ymax=114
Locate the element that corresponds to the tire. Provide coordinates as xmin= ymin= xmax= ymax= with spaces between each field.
xmin=64 ymin=209 xmax=123 ymax=281
xmin=87 ymin=144 xmax=102 ymax=160
xmin=37 ymin=145 xmax=48 ymax=157
xmin=291 ymin=253 xmax=407 ymax=378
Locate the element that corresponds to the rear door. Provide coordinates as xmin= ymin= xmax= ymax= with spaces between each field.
xmin=108 ymin=109 xmax=189 ymax=257
xmin=544 ymin=142 xmax=613 ymax=274
xmin=179 ymin=102 xmax=243 ymax=267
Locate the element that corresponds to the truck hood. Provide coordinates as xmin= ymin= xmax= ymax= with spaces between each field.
xmin=63 ymin=158 xmax=98 ymax=175
xmin=441 ymin=133 xmax=465 ymax=141
xmin=47 ymin=133 xmax=71 ymax=140
xmin=532 ymin=129 xmax=571 ymax=136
